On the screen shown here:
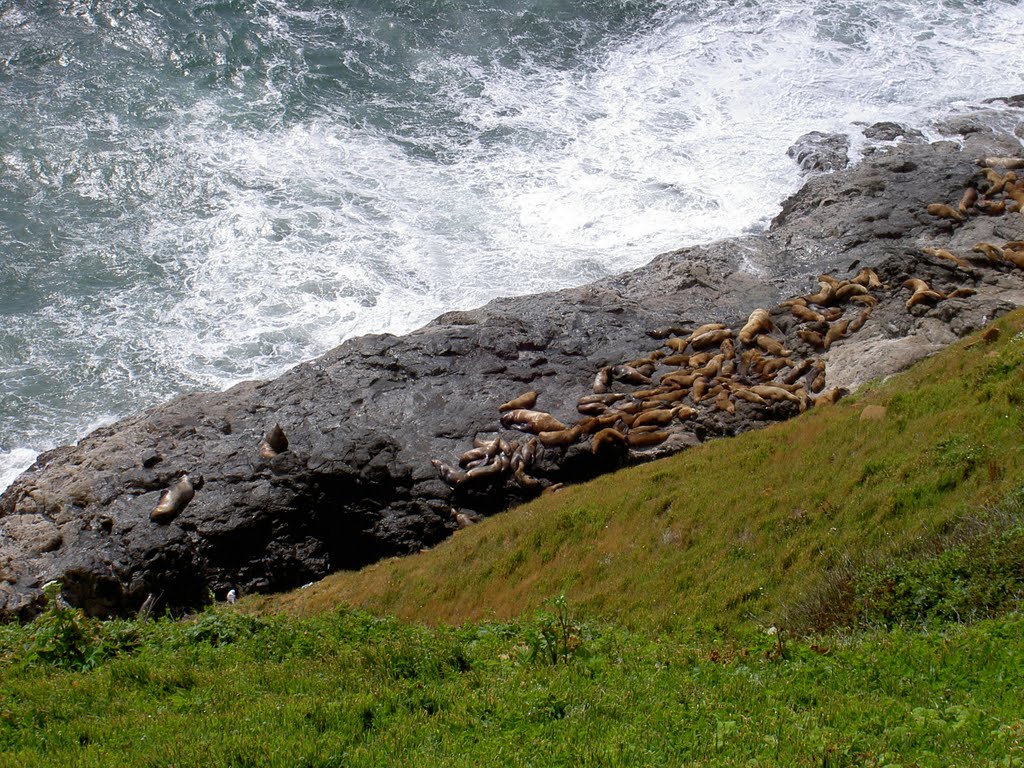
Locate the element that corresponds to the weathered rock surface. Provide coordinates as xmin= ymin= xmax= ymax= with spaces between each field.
xmin=1 ymin=104 xmax=1023 ymax=620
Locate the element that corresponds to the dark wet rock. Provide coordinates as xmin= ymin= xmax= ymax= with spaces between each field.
xmin=2 ymin=102 xmax=1023 ymax=620
xmin=787 ymin=131 xmax=850 ymax=173
xmin=863 ymin=121 xmax=925 ymax=143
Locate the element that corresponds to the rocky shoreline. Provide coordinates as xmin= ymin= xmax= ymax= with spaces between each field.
xmin=2 ymin=98 xmax=1023 ymax=621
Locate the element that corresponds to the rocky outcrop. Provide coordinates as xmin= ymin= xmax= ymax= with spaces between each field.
xmin=2 ymin=103 xmax=1023 ymax=620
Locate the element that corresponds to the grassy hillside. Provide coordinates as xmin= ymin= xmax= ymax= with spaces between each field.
xmin=255 ymin=310 xmax=1024 ymax=632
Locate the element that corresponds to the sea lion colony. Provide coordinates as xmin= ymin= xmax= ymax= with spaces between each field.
xmin=429 ymin=155 xmax=1024 ymax=524
xmin=144 ymin=157 xmax=1024 ymax=528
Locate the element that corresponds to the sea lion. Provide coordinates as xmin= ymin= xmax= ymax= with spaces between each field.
xmin=979 ymin=156 xmax=1024 ymax=170
xmin=432 ymin=460 xmax=467 ymax=487
xmin=258 ymin=424 xmax=289 ymax=459
xmin=593 ymin=367 xmax=612 ymax=394
xmin=626 ymin=430 xmax=670 ymax=449
xmin=500 ymin=409 xmax=567 ymax=434
xmin=498 ymin=390 xmax=539 ymax=412
xmin=797 ymin=330 xmax=825 ymax=350
xmin=972 ymin=242 xmax=1005 ymax=262
xmin=1001 ymin=250 xmax=1024 ymax=269
xmin=578 ymin=393 xmax=626 ymax=406
xmin=906 ymin=288 xmax=945 ymax=309
xmin=975 ymin=199 xmax=1006 ymax=215
xmin=694 ymin=353 xmax=725 ymax=378
xmin=809 ymin=361 xmax=827 ymax=393
xmin=539 ymin=425 xmax=584 ymax=447
xmin=791 ymin=304 xmax=825 ymax=323
xmin=453 ymin=510 xmax=481 ymax=529
xmin=731 ymin=388 xmax=768 ymax=406
xmin=690 ymin=328 xmax=733 ymax=351
xmin=824 ymin=318 xmax=851 ymax=350
xmin=687 ymin=351 xmax=715 ymax=368
xmin=749 ymin=385 xmax=801 ymax=404
xmin=664 ymin=337 xmax=689 ymax=353
xmin=804 ymin=281 xmax=836 ymax=306
xmin=815 ymin=387 xmax=847 ymax=406
xmin=661 ymin=353 xmax=690 ymax=366
xmin=921 ymin=247 xmax=972 ymax=270
xmin=151 ymin=475 xmax=196 ymax=523
xmin=946 ymin=287 xmax=978 ymax=299
xmin=645 ymin=388 xmax=690 ymax=404
xmin=760 ymin=357 xmax=794 ymax=376
xmin=691 ymin=377 xmax=710 ymax=403
xmin=848 ymin=308 xmax=872 ymax=333
xmin=459 ymin=441 xmax=500 ymax=467
xmin=577 ymin=401 xmax=609 ymax=416
xmin=659 ymin=372 xmax=697 ymax=389
xmin=834 ymin=283 xmax=868 ymax=302
xmin=958 ymin=186 xmax=978 ymax=213
xmin=755 ymin=335 xmax=790 ymax=357
xmin=632 ymin=408 xmax=676 ymax=428
xmin=782 ymin=358 xmax=815 ymax=386
xmin=591 ymin=428 xmax=627 ymax=454
xmin=903 ymin=278 xmax=944 ymax=309
xmin=714 ymin=389 xmax=735 ymax=414
xmin=926 ymin=203 xmax=964 ymax=222
xmin=851 ymin=268 xmax=883 ymax=289
xmin=850 ymin=294 xmax=878 ymax=307
xmin=685 ymin=323 xmax=728 ymax=344
xmin=610 ymin=364 xmax=652 ymax=385
xmin=465 ymin=455 xmax=509 ymax=482
xmin=514 ymin=467 xmax=543 ymax=492
xmin=738 ymin=308 xmax=772 ymax=345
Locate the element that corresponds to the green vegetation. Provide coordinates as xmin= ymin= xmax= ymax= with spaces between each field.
xmin=2 ymin=598 xmax=1024 ymax=766
xmin=3 ymin=311 xmax=1024 ymax=766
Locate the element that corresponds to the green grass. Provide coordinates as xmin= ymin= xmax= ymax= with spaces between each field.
xmin=256 ymin=310 xmax=1024 ymax=633
xmin=2 ymin=604 xmax=1024 ymax=767
xmin=3 ymin=312 xmax=1024 ymax=766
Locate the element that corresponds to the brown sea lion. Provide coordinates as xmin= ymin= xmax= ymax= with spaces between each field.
xmin=756 ymin=335 xmax=790 ymax=357
xmin=926 ymin=203 xmax=964 ymax=222
xmin=498 ymin=390 xmax=539 ymax=412
xmin=626 ymin=430 xmax=670 ymax=448
xmin=958 ymin=186 xmax=978 ymax=213
xmin=972 ymin=242 xmax=1005 ymax=262
xmin=500 ymin=409 xmax=567 ymax=434
xmin=921 ymin=247 xmax=972 ymax=270
xmin=979 ymin=156 xmax=1024 ymax=170
xmin=797 ymin=329 xmax=825 ymax=350
xmin=851 ymin=268 xmax=883 ymax=289
xmin=258 ymin=424 xmax=289 ymax=459
xmin=824 ymin=318 xmax=852 ymax=350
xmin=834 ymin=283 xmax=868 ymax=302
xmin=539 ymin=425 xmax=584 ymax=447
xmin=591 ymin=428 xmax=627 ymax=454
xmin=738 ymin=308 xmax=773 ymax=345
xmin=791 ymin=304 xmax=825 ymax=323
xmin=151 ymin=475 xmax=196 ymax=523
xmin=611 ymin=364 xmax=652 ymax=385
xmin=690 ymin=328 xmax=734 ymax=351
xmin=804 ymin=281 xmax=836 ymax=306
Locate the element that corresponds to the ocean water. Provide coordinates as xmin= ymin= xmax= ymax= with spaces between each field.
xmin=1 ymin=0 xmax=1023 ymax=490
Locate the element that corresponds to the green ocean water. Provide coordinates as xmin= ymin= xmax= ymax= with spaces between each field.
xmin=1 ymin=0 xmax=1022 ymax=488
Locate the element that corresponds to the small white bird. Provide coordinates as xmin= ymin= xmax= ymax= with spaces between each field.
xmin=226 ymin=589 xmax=237 ymax=604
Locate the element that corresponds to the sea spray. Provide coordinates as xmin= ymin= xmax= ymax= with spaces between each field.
xmin=2 ymin=0 xmax=1023 ymax=490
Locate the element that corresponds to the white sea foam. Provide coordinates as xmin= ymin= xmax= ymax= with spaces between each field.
xmin=2 ymin=0 xmax=1023 ymax=491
